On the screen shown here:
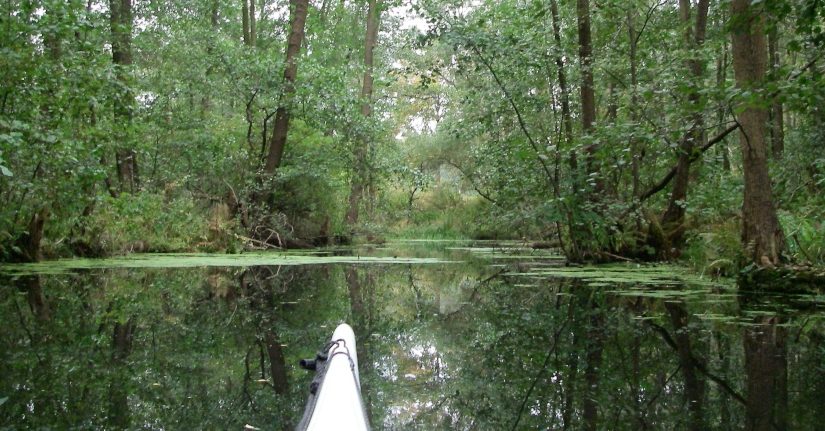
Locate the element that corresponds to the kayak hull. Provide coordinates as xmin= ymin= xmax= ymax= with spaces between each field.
xmin=297 ymin=323 xmax=370 ymax=431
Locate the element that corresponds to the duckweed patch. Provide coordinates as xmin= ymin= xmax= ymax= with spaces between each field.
xmin=503 ymin=263 xmax=722 ymax=287
xmin=0 ymin=252 xmax=453 ymax=276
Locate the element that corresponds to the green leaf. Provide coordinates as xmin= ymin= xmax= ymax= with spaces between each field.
xmin=0 ymin=165 xmax=12 ymax=177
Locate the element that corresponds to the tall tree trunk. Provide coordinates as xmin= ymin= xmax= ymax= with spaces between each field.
xmin=13 ymin=208 xmax=48 ymax=262
xmin=202 ymin=1 xmax=220 ymax=112
xmin=346 ymin=266 xmax=374 ymax=419
xmin=265 ymin=330 xmax=289 ymax=395
xmin=242 ymin=0 xmax=250 ymax=45
xmin=716 ymin=35 xmax=732 ymax=172
xmin=630 ymin=313 xmax=646 ymax=428
xmin=575 ymin=0 xmax=604 ymax=198
xmin=250 ymin=0 xmax=257 ymax=47
xmin=109 ymin=317 xmax=135 ymax=429
xmin=582 ymin=297 xmax=603 ymax=431
xmin=569 ymin=0 xmax=599 ymax=261
xmin=743 ymin=315 xmax=788 ymax=431
xmin=666 ymin=301 xmax=705 ymax=431
xmin=627 ymin=9 xmax=642 ymax=219
xmin=561 ymin=291 xmax=579 ymax=430
xmin=550 ymin=0 xmax=573 ymax=146
xmin=23 ymin=275 xmax=50 ymax=321
xmin=659 ymin=0 xmax=710 ymax=258
xmin=549 ymin=0 xmax=580 ymax=259
xmin=262 ymin=0 xmax=309 ymax=174
xmin=730 ymin=0 xmax=787 ymax=265
xmin=345 ymin=0 xmax=380 ymax=227
xmin=110 ymin=0 xmax=138 ymax=194
xmin=576 ymin=0 xmax=596 ymax=134
xmin=768 ymin=30 xmax=784 ymax=159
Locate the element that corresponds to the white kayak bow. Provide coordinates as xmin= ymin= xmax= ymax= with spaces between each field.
xmin=296 ymin=323 xmax=370 ymax=431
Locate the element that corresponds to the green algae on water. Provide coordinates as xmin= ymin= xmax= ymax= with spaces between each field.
xmin=0 ymin=252 xmax=452 ymax=275
xmin=504 ymin=263 xmax=723 ymax=287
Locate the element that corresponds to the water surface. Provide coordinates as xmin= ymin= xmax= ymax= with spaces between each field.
xmin=1 ymin=242 xmax=822 ymax=429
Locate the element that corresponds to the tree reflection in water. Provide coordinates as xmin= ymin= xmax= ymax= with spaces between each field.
xmin=1 ymin=243 xmax=823 ymax=429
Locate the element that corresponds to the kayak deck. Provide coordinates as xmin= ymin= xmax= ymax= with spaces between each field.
xmin=296 ymin=323 xmax=370 ymax=431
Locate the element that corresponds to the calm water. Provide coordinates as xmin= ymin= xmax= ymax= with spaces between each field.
xmin=1 ymin=242 xmax=823 ymax=430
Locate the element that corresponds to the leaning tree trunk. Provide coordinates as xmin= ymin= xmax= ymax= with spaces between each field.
xmin=658 ymin=0 xmax=709 ymax=258
xmin=110 ymin=0 xmax=138 ymax=194
xmin=345 ymin=0 xmax=380 ymax=228
xmin=262 ymin=0 xmax=309 ymax=175
xmin=730 ymin=0 xmax=787 ymax=266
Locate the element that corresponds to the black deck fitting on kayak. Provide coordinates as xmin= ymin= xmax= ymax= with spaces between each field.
xmin=300 ymin=358 xmax=317 ymax=370
xmin=301 ymin=348 xmax=333 ymax=371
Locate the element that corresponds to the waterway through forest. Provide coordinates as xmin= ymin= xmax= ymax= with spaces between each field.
xmin=1 ymin=241 xmax=823 ymax=429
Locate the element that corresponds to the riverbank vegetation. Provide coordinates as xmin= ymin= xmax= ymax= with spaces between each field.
xmin=1 ymin=0 xmax=823 ymax=272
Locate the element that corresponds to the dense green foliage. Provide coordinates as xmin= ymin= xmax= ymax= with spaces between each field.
xmin=401 ymin=0 xmax=825 ymax=265
xmin=1 ymin=0 xmax=823 ymax=269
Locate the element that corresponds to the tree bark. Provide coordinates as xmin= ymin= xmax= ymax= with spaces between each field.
xmin=262 ymin=0 xmax=309 ymax=174
xmin=110 ymin=0 xmax=138 ymax=194
xmin=345 ymin=0 xmax=381 ymax=227
xmin=242 ymin=0 xmax=250 ymax=45
xmin=768 ymin=29 xmax=784 ymax=159
xmin=13 ymin=208 xmax=48 ymax=262
xmin=730 ymin=0 xmax=787 ymax=265
xmin=250 ymin=0 xmax=257 ymax=47
xmin=576 ymin=0 xmax=596 ymax=134
xmin=577 ymin=0 xmax=599 ymax=194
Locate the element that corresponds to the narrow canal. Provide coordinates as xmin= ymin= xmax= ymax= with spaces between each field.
xmin=1 ymin=241 xmax=822 ymax=429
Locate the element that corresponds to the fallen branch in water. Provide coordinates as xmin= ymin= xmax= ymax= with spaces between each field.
xmin=234 ymin=233 xmax=282 ymax=250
